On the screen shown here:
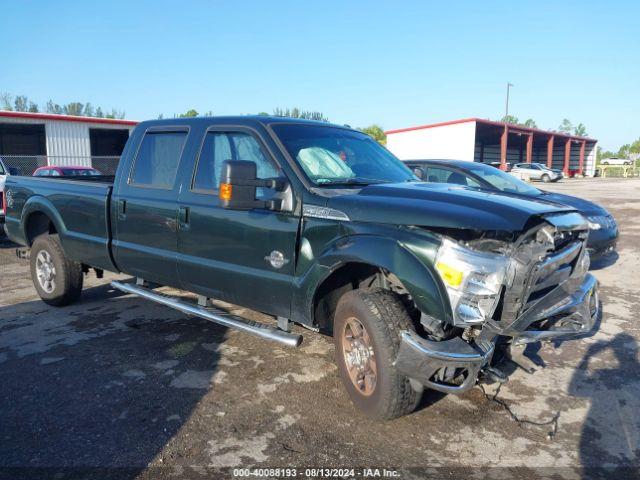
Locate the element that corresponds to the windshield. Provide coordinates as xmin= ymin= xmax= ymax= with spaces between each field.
xmin=465 ymin=163 xmax=542 ymax=195
xmin=272 ymin=124 xmax=416 ymax=186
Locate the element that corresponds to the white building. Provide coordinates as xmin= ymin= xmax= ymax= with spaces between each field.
xmin=0 ymin=111 xmax=138 ymax=174
xmin=386 ymin=118 xmax=598 ymax=176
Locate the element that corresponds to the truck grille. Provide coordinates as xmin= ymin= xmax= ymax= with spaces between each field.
xmin=498 ymin=224 xmax=588 ymax=324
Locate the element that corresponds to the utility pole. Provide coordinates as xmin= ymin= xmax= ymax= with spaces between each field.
xmin=505 ymin=82 xmax=514 ymax=119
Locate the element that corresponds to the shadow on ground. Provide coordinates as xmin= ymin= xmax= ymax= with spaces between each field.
xmin=0 ymin=282 xmax=227 ymax=478
xmin=569 ymin=332 xmax=640 ymax=478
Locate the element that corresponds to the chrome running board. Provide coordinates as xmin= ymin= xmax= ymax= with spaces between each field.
xmin=110 ymin=281 xmax=302 ymax=348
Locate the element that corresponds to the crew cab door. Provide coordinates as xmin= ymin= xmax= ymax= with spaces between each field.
xmin=176 ymin=126 xmax=300 ymax=318
xmin=112 ymin=126 xmax=189 ymax=286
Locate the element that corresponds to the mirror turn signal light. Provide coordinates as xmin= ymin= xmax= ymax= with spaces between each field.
xmin=219 ymin=183 xmax=233 ymax=201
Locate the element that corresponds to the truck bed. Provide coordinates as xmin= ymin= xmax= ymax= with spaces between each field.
xmin=4 ymin=175 xmax=116 ymax=272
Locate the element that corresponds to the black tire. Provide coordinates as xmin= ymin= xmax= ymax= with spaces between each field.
xmin=30 ymin=234 xmax=83 ymax=306
xmin=333 ymin=288 xmax=420 ymax=420
xmin=541 ymin=173 xmax=551 ymax=183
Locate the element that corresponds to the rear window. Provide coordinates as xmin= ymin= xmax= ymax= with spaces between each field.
xmin=130 ymin=131 xmax=187 ymax=188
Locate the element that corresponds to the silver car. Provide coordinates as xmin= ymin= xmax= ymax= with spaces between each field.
xmin=511 ymin=162 xmax=563 ymax=183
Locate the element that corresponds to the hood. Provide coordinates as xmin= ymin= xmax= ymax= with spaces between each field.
xmin=326 ymin=182 xmax=574 ymax=232
xmin=538 ymin=191 xmax=608 ymax=217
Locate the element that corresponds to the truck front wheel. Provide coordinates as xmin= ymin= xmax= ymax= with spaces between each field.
xmin=30 ymin=234 xmax=83 ymax=306
xmin=334 ymin=288 xmax=420 ymax=420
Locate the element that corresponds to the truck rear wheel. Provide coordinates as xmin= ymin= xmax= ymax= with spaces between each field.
xmin=30 ymin=234 xmax=83 ymax=306
xmin=334 ymin=288 xmax=420 ymax=420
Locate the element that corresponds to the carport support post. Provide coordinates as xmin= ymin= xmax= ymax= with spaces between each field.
xmin=564 ymin=139 xmax=572 ymax=175
xmin=547 ymin=135 xmax=554 ymax=168
xmin=526 ymin=133 xmax=533 ymax=163
xmin=579 ymin=140 xmax=586 ymax=176
xmin=500 ymin=126 xmax=508 ymax=170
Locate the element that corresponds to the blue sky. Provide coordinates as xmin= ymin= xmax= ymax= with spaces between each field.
xmin=1 ymin=0 xmax=638 ymax=150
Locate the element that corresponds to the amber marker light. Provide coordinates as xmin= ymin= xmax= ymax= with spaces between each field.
xmin=219 ymin=183 xmax=232 ymax=201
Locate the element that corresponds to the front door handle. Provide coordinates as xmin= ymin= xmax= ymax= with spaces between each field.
xmin=178 ymin=206 xmax=190 ymax=230
xmin=118 ymin=200 xmax=127 ymax=220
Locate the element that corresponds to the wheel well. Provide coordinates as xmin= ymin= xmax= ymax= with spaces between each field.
xmin=313 ymin=262 xmax=402 ymax=334
xmin=25 ymin=211 xmax=57 ymax=245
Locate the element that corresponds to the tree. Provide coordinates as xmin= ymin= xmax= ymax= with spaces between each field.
xmin=14 ymin=95 xmax=28 ymax=112
xmin=27 ymin=101 xmax=39 ymax=112
xmin=95 ymin=106 xmax=104 ymax=118
xmin=273 ymin=107 xmax=329 ymax=122
xmin=359 ymin=125 xmax=387 ymax=145
xmin=46 ymin=100 xmax=63 ymax=114
xmin=179 ymin=109 xmax=199 ymax=118
xmin=558 ymin=118 xmax=573 ymax=133
xmin=1 ymin=92 xmax=13 ymax=110
xmin=257 ymin=111 xmax=269 ymax=116
xmin=83 ymin=103 xmax=94 ymax=117
xmin=501 ymin=115 xmax=519 ymax=124
xmin=574 ymin=123 xmax=588 ymax=137
xmin=64 ymin=102 xmax=84 ymax=116
xmin=523 ymin=118 xmax=538 ymax=128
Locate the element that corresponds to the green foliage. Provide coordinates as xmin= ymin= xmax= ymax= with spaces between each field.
xmin=14 ymin=95 xmax=28 ymax=111
xmin=523 ymin=118 xmax=537 ymax=128
xmin=179 ymin=109 xmax=199 ymax=118
xmin=574 ymin=123 xmax=588 ymax=137
xmin=558 ymin=118 xmax=573 ymax=133
xmin=501 ymin=115 xmax=519 ymax=124
xmin=46 ymin=100 xmax=63 ymax=114
xmin=359 ymin=124 xmax=387 ymax=145
xmin=2 ymin=92 xmax=124 ymax=118
xmin=272 ymin=107 xmax=329 ymax=122
xmin=1 ymin=93 xmax=13 ymax=110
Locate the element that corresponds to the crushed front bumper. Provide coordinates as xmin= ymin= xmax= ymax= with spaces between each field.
xmin=395 ymin=273 xmax=598 ymax=394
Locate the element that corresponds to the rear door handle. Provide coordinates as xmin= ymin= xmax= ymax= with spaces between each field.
xmin=178 ymin=206 xmax=190 ymax=230
xmin=118 ymin=200 xmax=127 ymax=220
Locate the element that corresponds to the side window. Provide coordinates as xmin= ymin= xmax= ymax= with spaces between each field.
xmin=50 ymin=169 xmax=61 ymax=177
xmin=193 ymin=131 xmax=278 ymax=196
xmin=425 ymin=167 xmax=454 ymax=183
xmin=130 ymin=131 xmax=187 ymax=188
xmin=427 ymin=167 xmax=479 ymax=187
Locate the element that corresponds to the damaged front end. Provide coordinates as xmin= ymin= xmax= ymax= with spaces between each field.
xmin=395 ymin=212 xmax=599 ymax=394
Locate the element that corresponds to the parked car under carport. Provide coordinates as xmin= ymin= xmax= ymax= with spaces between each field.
xmin=405 ymin=159 xmax=618 ymax=260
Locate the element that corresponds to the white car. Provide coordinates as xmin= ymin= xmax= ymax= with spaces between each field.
xmin=511 ymin=162 xmax=563 ymax=182
xmin=601 ymin=157 xmax=632 ymax=166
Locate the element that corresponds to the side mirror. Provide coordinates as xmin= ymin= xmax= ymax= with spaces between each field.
xmin=8 ymin=167 xmax=20 ymax=176
xmin=412 ymin=167 xmax=424 ymax=179
xmin=219 ymin=160 xmax=286 ymax=211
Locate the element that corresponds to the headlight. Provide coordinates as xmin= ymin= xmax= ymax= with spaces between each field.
xmin=587 ymin=215 xmax=615 ymax=231
xmin=435 ymin=238 xmax=508 ymax=327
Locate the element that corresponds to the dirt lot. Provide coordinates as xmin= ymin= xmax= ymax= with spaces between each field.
xmin=1 ymin=178 xmax=639 ymax=479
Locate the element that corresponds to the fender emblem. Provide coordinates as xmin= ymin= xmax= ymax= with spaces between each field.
xmin=265 ymin=250 xmax=289 ymax=269
xmin=5 ymin=190 xmax=14 ymax=209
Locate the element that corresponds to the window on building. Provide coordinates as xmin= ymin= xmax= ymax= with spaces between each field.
xmin=0 ymin=124 xmax=46 ymax=155
xmin=130 ymin=131 xmax=187 ymax=188
xmin=89 ymin=128 xmax=130 ymax=156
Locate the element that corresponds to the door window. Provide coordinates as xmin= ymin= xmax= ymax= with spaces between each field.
xmin=192 ymin=131 xmax=278 ymax=196
xmin=130 ymin=131 xmax=187 ymax=188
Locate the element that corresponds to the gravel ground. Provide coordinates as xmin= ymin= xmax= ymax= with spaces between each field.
xmin=0 ymin=178 xmax=638 ymax=479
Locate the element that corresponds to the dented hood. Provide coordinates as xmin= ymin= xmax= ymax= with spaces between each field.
xmin=327 ymin=182 xmax=575 ymax=231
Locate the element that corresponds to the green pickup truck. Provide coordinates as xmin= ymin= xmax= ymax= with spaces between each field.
xmin=3 ymin=117 xmax=599 ymax=419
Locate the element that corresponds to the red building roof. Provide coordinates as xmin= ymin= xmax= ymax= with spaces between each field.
xmin=385 ymin=117 xmax=596 ymax=142
xmin=0 ymin=110 xmax=138 ymax=126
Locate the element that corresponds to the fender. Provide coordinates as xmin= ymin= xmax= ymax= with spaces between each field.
xmin=293 ymin=234 xmax=452 ymax=326
xmin=21 ymin=195 xmax=68 ymax=246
